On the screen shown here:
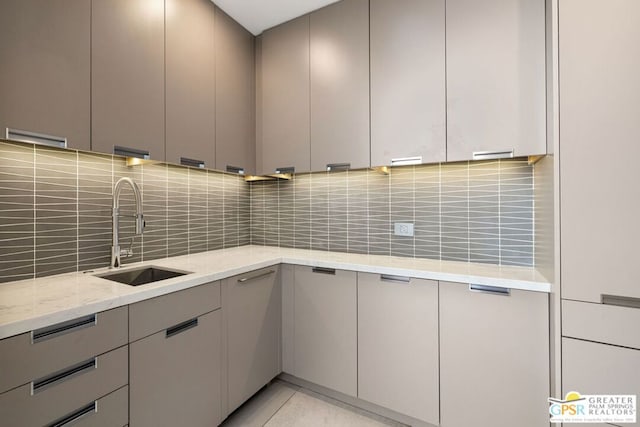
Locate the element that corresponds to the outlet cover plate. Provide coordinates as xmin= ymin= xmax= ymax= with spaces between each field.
xmin=394 ymin=222 xmax=414 ymax=237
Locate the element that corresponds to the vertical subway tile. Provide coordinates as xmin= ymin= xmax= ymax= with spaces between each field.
xmin=34 ymin=146 xmax=78 ymax=277
xmin=293 ymin=174 xmax=312 ymax=250
xmin=0 ymin=141 xmax=35 ymax=282
xmin=188 ymin=168 xmax=208 ymax=255
xmin=263 ymin=180 xmax=280 ymax=247
xmin=223 ymin=173 xmax=240 ymax=248
xmin=238 ymin=175 xmax=251 ymax=246
xmin=78 ymin=151 xmax=112 ymax=271
xmin=207 ymin=171 xmax=224 ymax=250
xmin=141 ymin=163 xmax=168 ymax=261
xmin=113 ymin=158 xmax=143 ymax=265
xmin=278 ymin=179 xmax=295 ymax=248
xmin=367 ymin=169 xmax=390 ymax=256
xmin=327 ymin=171 xmax=348 ymax=253
xmin=414 ymin=164 xmax=440 ymax=260
xmin=347 ymin=170 xmax=368 ymax=254
xmin=440 ymin=162 xmax=469 ymax=262
xmin=310 ymin=172 xmax=329 ymax=251
xmin=250 ymin=181 xmax=266 ymax=246
xmin=167 ymin=165 xmax=189 ymax=257
xmin=499 ymin=159 xmax=534 ymax=266
xmin=389 ymin=166 xmax=415 ymax=258
xmin=468 ymin=160 xmax=500 ymax=264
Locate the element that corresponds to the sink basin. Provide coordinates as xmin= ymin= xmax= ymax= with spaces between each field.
xmin=97 ymin=266 xmax=190 ymax=286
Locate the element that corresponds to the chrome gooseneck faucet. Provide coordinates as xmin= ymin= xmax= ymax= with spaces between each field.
xmin=111 ymin=177 xmax=145 ymax=268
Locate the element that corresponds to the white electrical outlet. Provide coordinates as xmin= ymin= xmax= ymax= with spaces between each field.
xmin=394 ymin=222 xmax=414 ymax=237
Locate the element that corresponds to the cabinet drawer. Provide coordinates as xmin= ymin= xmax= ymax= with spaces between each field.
xmin=0 ymin=345 xmax=128 ymax=426
xmin=0 ymin=306 xmax=128 ymax=394
xmin=129 ymin=281 xmax=220 ymax=342
xmin=563 ymin=338 xmax=640 ymax=404
xmin=563 ymin=299 xmax=640 ymax=350
xmin=51 ymin=385 xmax=128 ymax=427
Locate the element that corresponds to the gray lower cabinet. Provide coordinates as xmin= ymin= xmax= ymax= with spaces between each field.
xmin=91 ymin=0 xmax=165 ymax=160
xmin=215 ymin=6 xmax=256 ymax=175
xmin=445 ymin=0 xmax=546 ymax=161
xmin=0 ymin=306 xmax=129 ymax=426
xmin=309 ymin=0 xmax=370 ymax=171
xmin=563 ymin=338 xmax=640 ymax=427
xmin=559 ymin=0 xmax=640 ymax=304
xmin=0 ymin=0 xmax=91 ymax=151
xmin=165 ymin=0 xmax=216 ymax=169
xmin=370 ymin=0 xmax=446 ymax=167
xmin=224 ymin=266 xmax=281 ymax=415
xmin=293 ymin=266 xmax=357 ymax=397
xmin=129 ymin=282 xmax=222 ymax=427
xmin=357 ymin=273 xmax=439 ymax=425
xmin=439 ymin=281 xmax=549 ymax=427
xmin=259 ymin=15 xmax=311 ymax=175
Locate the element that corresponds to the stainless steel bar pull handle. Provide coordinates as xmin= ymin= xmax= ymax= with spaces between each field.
xmin=166 ymin=318 xmax=199 ymax=338
xmin=602 ymin=294 xmax=640 ymax=309
xmin=472 ymin=150 xmax=514 ymax=161
xmin=469 ymin=284 xmax=511 ymax=296
xmin=238 ymin=269 xmax=276 ymax=283
xmin=32 ymin=358 xmax=97 ymax=394
xmin=32 ymin=314 xmax=97 ymax=343
xmin=380 ymin=274 xmax=411 ymax=284
xmin=6 ymin=128 xmax=67 ymax=148
xmin=275 ymin=166 xmax=295 ymax=174
xmin=312 ymin=267 xmax=336 ymax=275
xmin=48 ymin=401 xmax=97 ymax=427
xmin=326 ymin=163 xmax=350 ymax=172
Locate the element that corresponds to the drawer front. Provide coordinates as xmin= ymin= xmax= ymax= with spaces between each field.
xmin=563 ymin=338 xmax=640 ymax=427
xmin=0 ymin=306 xmax=128 ymax=394
xmin=0 ymin=345 xmax=128 ymax=426
xmin=129 ymin=280 xmax=221 ymax=342
xmin=49 ymin=385 xmax=128 ymax=427
xmin=563 ymin=299 xmax=640 ymax=349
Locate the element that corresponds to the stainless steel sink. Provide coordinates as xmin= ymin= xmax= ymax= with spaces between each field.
xmin=97 ymin=266 xmax=190 ymax=286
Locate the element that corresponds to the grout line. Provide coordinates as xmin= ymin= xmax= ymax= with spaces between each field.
xmin=261 ymin=387 xmax=298 ymax=427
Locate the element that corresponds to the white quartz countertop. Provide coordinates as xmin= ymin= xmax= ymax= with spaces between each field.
xmin=0 ymin=245 xmax=551 ymax=339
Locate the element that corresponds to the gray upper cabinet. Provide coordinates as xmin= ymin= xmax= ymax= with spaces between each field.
xmin=370 ymin=0 xmax=446 ymax=167
xmin=259 ymin=15 xmax=311 ymax=175
xmin=446 ymin=0 xmax=546 ymax=162
xmin=0 ymin=0 xmax=90 ymax=151
xmin=215 ymin=6 xmax=256 ymax=175
xmin=560 ymin=0 xmax=640 ymax=304
xmin=310 ymin=0 xmax=370 ymax=171
xmin=165 ymin=0 xmax=216 ymax=169
xmin=92 ymin=0 xmax=165 ymax=160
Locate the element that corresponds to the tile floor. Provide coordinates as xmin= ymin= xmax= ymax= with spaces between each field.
xmin=221 ymin=380 xmax=407 ymax=427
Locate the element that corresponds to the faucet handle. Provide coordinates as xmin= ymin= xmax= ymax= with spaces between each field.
xmin=120 ymin=248 xmax=134 ymax=258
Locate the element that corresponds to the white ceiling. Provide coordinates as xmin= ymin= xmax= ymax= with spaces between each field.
xmin=214 ymin=0 xmax=340 ymax=35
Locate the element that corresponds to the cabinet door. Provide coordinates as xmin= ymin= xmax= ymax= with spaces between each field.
xmin=165 ymin=0 xmax=216 ymax=169
xmin=92 ymin=0 xmax=165 ymax=160
xmin=440 ymin=281 xmax=549 ymax=427
xmin=293 ymin=266 xmax=357 ymax=397
xmin=0 ymin=0 xmax=90 ymax=151
xmin=370 ymin=0 xmax=446 ymax=167
xmin=215 ymin=7 xmax=256 ymax=175
xmin=446 ymin=0 xmax=546 ymax=161
xmin=225 ymin=267 xmax=281 ymax=413
xmin=559 ymin=0 xmax=640 ymax=303
xmin=358 ymin=273 xmax=439 ymax=425
xmin=563 ymin=338 xmax=640 ymax=420
xmin=310 ymin=0 xmax=370 ymax=171
xmin=130 ymin=309 xmax=222 ymax=427
xmin=260 ymin=16 xmax=311 ymax=175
